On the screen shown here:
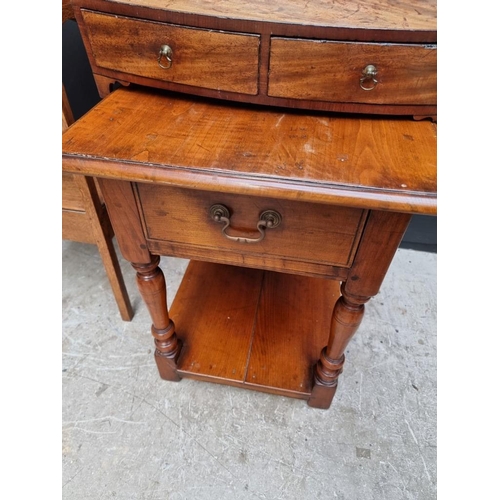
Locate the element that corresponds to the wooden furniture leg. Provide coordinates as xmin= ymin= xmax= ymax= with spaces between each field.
xmin=72 ymin=174 xmax=134 ymax=321
xmin=97 ymin=178 xmax=182 ymax=380
xmin=309 ymin=211 xmax=412 ymax=409
xmin=132 ymin=256 xmax=182 ymax=381
xmin=308 ymin=285 xmax=369 ymax=409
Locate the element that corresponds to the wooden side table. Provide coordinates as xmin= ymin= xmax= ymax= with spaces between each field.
xmin=62 ymin=87 xmax=436 ymax=409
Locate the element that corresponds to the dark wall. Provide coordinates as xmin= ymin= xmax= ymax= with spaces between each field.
xmin=63 ymin=21 xmax=100 ymax=121
xmin=62 ymin=20 xmax=437 ymax=253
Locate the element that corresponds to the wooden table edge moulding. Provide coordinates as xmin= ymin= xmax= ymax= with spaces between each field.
xmin=62 ymin=85 xmax=437 ymax=409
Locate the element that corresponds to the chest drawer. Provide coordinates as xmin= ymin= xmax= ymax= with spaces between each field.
xmin=136 ymin=185 xmax=367 ymax=271
xmin=268 ymin=38 xmax=436 ymax=105
xmin=81 ymin=10 xmax=260 ymax=95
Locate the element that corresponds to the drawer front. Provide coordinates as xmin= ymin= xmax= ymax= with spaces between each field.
xmin=81 ymin=10 xmax=260 ymax=95
xmin=136 ymin=185 xmax=367 ymax=268
xmin=268 ymin=38 xmax=436 ymax=105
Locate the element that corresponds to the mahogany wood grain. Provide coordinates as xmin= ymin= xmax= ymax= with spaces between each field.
xmin=309 ymin=210 xmax=412 ymax=408
xmin=90 ymin=69 xmax=438 ymax=115
xmin=62 ymin=88 xmax=437 ymax=215
xmin=73 ymin=0 xmax=436 ymax=116
xmin=171 ymin=261 xmax=342 ymax=399
xmin=269 ymin=39 xmax=437 ymax=105
xmin=96 ymin=178 xmax=152 ymax=264
xmin=73 ymin=0 xmax=436 ymax=40
xmin=246 ymin=271 xmax=340 ymax=398
xmin=173 ymin=262 xmax=264 ymax=383
xmin=146 ymin=239 xmax=350 ymax=281
xmin=82 ymin=10 xmax=260 ymax=95
xmin=309 ymin=286 xmax=368 ymax=408
xmin=136 ymin=184 xmax=367 ymax=268
xmin=133 ymin=256 xmax=181 ymax=381
xmin=63 ymin=0 xmax=75 ymax=23
xmin=345 ymin=210 xmax=412 ymax=298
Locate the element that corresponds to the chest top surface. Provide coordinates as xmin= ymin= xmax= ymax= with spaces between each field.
xmin=101 ymin=0 xmax=437 ymax=33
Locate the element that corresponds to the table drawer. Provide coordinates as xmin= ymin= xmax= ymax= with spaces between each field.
xmin=81 ymin=10 xmax=260 ymax=95
xmin=268 ymin=38 xmax=436 ymax=105
xmin=136 ymin=185 xmax=367 ymax=268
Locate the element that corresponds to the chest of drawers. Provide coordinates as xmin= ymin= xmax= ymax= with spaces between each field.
xmin=72 ymin=0 xmax=437 ymax=119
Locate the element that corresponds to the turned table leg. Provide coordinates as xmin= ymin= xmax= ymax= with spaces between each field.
xmin=97 ymin=178 xmax=183 ymax=381
xmin=309 ymin=285 xmax=369 ymax=409
xmin=132 ymin=256 xmax=182 ymax=381
xmin=308 ymin=210 xmax=412 ymax=409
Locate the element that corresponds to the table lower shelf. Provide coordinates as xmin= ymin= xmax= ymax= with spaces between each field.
xmin=169 ymin=261 xmax=340 ymax=399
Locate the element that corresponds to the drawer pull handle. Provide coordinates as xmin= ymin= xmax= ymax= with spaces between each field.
xmin=210 ymin=204 xmax=282 ymax=244
xmin=158 ymin=45 xmax=173 ymax=69
xmin=359 ymin=64 xmax=378 ymax=91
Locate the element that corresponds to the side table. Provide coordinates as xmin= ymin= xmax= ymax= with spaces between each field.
xmin=62 ymin=87 xmax=437 ymax=409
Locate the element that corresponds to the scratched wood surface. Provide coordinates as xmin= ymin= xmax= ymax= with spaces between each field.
xmin=62 ymin=87 xmax=437 ymax=214
xmin=82 ymin=10 xmax=260 ymax=95
xmin=92 ymin=0 xmax=436 ymax=32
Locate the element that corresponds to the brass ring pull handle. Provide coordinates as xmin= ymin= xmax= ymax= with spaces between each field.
xmin=158 ymin=45 xmax=173 ymax=69
xmin=210 ymin=204 xmax=282 ymax=244
xmin=359 ymin=64 xmax=378 ymax=91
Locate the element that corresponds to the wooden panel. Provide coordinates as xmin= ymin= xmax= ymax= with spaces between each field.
xmin=245 ymin=271 xmax=339 ymax=397
xmin=269 ymin=39 xmax=436 ymax=105
xmin=137 ymin=185 xmax=366 ymax=267
xmin=173 ymin=262 xmax=264 ymax=382
xmin=82 ymin=10 xmax=260 ymax=95
xmin=147 ymin=240 xmax=350 ymax=280
xmin=345 ymin=210 xmax=412 ymax=297
xmin=62 ymin=173 xmax=85 ymax=211
xmin=97 ymin=178 xmax=152 ymax=263
xmin=62 ymin=210 xmax=94 ymax=243
xmin=62 ymin=88 xmax=437 ymax=215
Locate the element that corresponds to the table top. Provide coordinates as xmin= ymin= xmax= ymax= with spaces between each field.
xmin=62 ymin=87 xmax=437 ymax=215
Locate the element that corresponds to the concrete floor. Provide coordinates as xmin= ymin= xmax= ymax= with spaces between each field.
xmin=62 ymin=241 xmax=437 ymax=499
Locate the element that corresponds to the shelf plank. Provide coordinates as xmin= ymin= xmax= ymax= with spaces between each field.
xmin=171 ymin=261 xmax=340 ymax=399
xmin=172 ymin=261 xmax=264 ymax=383
xmin=245 ymin=271 xmax=340 ymax=398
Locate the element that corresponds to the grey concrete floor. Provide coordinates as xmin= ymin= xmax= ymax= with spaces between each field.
xmin=62 ymin=241 xmax=436 ymax=500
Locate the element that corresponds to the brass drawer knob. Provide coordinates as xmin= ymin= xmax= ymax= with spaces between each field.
xmin=210 ymin=204 xmax=282 ymax=243
xmin=359 ymin=64 xmax=378 ymax=91
xmin=158 ymin=45 xmax=173 ymax=69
